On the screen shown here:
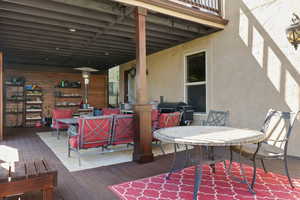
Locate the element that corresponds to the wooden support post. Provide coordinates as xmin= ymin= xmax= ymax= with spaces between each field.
xmin=43 ymin=188 xmax=54 ymax=200
xmin=133 ymin=7 xmax=154 ymax=163
xmin=0 ymin=52 xmax=3 ymax=141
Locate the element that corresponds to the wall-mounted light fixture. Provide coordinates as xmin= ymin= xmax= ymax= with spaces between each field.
xmin=128 ymin=67 xmax=149 ymax=78
xmin=129 ymin=67 xmax=136 ymax=78
xmin=286 ymin=13 xmax=300 ymax=50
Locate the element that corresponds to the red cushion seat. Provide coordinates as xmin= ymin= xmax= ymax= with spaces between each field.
xmin=102 ymin=108 xmax=121 ymax=115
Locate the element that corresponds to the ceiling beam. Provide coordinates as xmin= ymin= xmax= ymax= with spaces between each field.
xmin=113 ymin=0 xmax=227 ymax=28
xmin=0 ymin=34 xmax=154 ymax=55
xmin=51 ymin=0 xmax=203 ymax=33
xmin=0 ymin=17 xmax=95 ymax=38
xmin=0 ymin=26 xmax=168 ymax=51
xmin=0 ymin=11 xmax=182 ymax=45
xmin=4 ymin=0 xmax=204 ymax=34
xmin=0 ymin=40 xmax=137 ymax=57
xmin=0 ymin=1 xmax=116 ymax=27
xmin=86 ymin=6 xmax=135 ymax=47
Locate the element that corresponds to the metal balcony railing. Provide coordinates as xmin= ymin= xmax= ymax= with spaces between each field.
xmin=173 ymin=0 xmax=222 ymax=16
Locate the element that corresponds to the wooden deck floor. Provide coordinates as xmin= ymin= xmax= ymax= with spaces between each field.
xmin=1 ymin=127 xmax=300 ymax=200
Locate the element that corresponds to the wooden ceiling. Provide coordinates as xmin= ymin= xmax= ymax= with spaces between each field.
xmin=0 ymin=0 xmax=221 ymax=71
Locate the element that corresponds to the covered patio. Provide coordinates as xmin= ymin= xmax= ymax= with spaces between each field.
xmin=1 ymin=0 xmax=300 ymax=200
xmin=0 ymin=0 xmax=227 ymax=162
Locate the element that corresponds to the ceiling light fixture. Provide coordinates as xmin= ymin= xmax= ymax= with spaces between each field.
xmin=69 ymin=28 xmax=76 ymax=33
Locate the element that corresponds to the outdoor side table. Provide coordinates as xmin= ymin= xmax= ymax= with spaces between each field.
xmin=0 ymin=159 xmax=57 ymax=200
xmin=56 ymin=118 xmax=78 ymax=125
xmin=154 ymin=126 xmax=265 ymax=200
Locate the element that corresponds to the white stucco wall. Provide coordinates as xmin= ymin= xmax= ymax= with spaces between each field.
xmin=119 ymin=0 xmax=300 ymax=156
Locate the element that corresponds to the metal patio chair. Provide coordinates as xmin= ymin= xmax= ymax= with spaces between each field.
xmin=51 ymin=109 xmax=73 ymax=139
xmin=231 ymin=109 xmax=299 ymax=189
xmin=68 ymin=115 xmax=114 ymax=166
xmin=152 ymin=111 xmax=182 ymax=155
xmin=198 ymin=110 xmax=230 ymax=172
xmin=200 ymin=110 xmax=230 ymax=126
xmin=111 ymin=114 xmax=136 ymax=146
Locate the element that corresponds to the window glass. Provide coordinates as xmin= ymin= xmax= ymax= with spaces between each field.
xmin=187 ymin=84 xmax=206 ymax=112
xmin=186 ymin=52 xmax=206 ymax=83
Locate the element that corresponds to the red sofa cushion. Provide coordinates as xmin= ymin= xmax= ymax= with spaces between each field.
xmin=102 ymin=108 xmax=120 ymax=115
xmin=69 ymin=136 xmax=107 ymax=149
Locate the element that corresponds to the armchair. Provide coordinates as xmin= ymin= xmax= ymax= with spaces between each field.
xmin=111 ymin=114 xmax=136 ymax=145
xmin=68 ymin=115 xmax=114 ymax=166
xmin=153 ymin=111 xmax=182 ymax=154
xmin=51 ymin=109 xmax=73 ymax=139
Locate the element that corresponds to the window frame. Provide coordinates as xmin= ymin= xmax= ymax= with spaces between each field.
xmin=183 ymin=50 xmax=208 ymax=114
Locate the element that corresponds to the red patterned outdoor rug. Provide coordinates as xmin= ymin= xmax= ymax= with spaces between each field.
xmin=109 ymin=161 xmax=300 ymax=200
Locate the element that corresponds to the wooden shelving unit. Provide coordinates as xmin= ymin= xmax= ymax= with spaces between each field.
xmin=4 ymin=82 xmax=25 ymax=127
xmin=25 ymin=88 xmax=43 ymax=127
xmin=54 ymin=85 xmax=82 ymax=110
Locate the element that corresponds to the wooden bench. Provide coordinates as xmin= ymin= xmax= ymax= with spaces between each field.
xmin=0 ymin=160 xmax=57 ymax=200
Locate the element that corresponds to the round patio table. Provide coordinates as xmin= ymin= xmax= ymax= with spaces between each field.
xmin=154 ymin=126 xmax=265 ymax=200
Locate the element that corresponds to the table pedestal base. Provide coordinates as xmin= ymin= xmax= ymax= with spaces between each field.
xmin=167 ymin=145 xmax=256 ymax=200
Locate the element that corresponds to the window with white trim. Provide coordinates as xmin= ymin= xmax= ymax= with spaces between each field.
xmin=185 ymin=51 xmax=206 ymax=113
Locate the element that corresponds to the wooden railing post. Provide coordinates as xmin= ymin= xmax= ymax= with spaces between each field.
xmin=0 ymin=52 xmax=3 ymax=141
xmin=133 ymin=7 xmax=154 ymax=163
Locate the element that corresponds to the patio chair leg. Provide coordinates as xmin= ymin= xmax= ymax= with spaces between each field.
xmin=159 ymin=141 xmax=165 ymax=155
xmin=193 ymin=164 xmax=203 ymax=200
xmin=260 ymin=159 xmax=267 ymax=173
xmin=184 ymin=145 xmax=190 ymax=167
xmin=67 ymin=139 xmax=71 ymax=158
xmin=284 ymin=157 xmax=294 ymax=188
xmin=56 ymin=128 xmax=60 ymax=140
xmin=229 ymin=148 xmax=233 ymax=170
xmin=77 ymin=150 xmax=81 ymax=166
xmin=251 ymin=159 xmax=257 ymax=189
xmin=166 ymin=144 xmax=178 ymax=180
xmin=209 ymin=147 xmax=216 ymax=173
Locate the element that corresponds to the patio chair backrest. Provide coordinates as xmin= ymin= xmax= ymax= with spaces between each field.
xmin=151 ymin=109 xmax=160 ymax=131
xmin=102 ymin=108 xmax=121 ymax=115
xmin=205 ymin=110 xmax=229 ymax=126
xmin=111 ymin=114 xmax=136 ymax=145
xmin=52 ymin=109 xmax=73 ymax=127
xmin=261 ymin=109 xmax=299 ymax=151
xmin=78 ymin=115 xmax=114 ymax=148
xmin=158 ymin=112 xmax=181 ymax=128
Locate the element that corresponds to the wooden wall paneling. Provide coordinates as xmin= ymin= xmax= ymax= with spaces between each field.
xmin=5 ymin=69 xmax=108 ymax=124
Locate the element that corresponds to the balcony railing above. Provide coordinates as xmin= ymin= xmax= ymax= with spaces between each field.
xmin=171 ymin=0 xmax=222 ymax=16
